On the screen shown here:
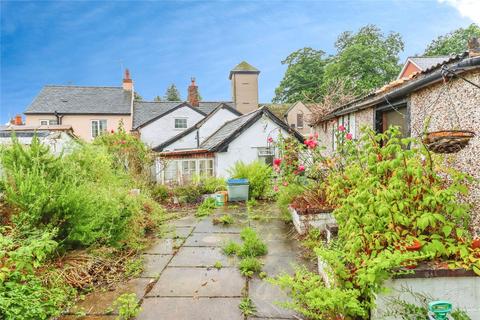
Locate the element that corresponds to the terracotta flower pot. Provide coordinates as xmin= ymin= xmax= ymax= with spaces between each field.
xmin=405 ymin=240 xmax=422 ymax=251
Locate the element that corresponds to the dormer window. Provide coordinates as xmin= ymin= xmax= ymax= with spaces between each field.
xmin=175 ymin=118 xmax=187 ymax=129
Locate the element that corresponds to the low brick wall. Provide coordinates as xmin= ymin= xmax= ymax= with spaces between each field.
xmin=289 ymin=206 xmax=336 ymax=235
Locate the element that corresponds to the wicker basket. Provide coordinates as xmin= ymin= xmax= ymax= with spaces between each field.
xmin=423 ymin=130 xmax=475 ymax=154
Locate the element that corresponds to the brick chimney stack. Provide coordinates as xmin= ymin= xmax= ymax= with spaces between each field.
xmin=468 ymin=37 xmax=480 ymax=57
xmin=122 ymin=68 xmax=133 ymax=91
xmin=188 ymin=77 xmax=199 ymax=107
xmin=14 ymin=115 xmax=23 ymax=125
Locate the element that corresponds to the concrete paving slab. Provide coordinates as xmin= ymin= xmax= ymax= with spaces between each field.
xmin=260 ymin=255 xmax=298 ymax=276
xmin=138 ymin=297 xmax=243 ymax=320
xmin=141 ymin=254 xmax=172 ymax=277
xmin=144 ymin=238 xmax=183 ymax=254
xmin=249 ymin=278 xmax=297 ymax=319
xmin=68 ymin=278 xmax=151 ymax=315
xmin=169 ymin=247 xmax=235 ymax=267
xmin=170 ymin=215 xmax=199 ymax=227
xmin=147 ymin=267 xmax=244 ymax=297
xmin=265 ymin=239 xmax=303 ymax=257
xmin=163 ymin=226 xmax=193 ymax=238
xmin=194 ymin=218 xmax=246 ymax=233
xmin=183 ymin=232 xmax=241 ymax=247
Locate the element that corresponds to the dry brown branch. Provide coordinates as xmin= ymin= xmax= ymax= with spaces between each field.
xmin=307 ymin=80 xmax=356 ymax=126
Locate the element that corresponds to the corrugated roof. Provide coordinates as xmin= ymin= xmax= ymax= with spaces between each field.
xmin=25 ymin=85 xmax=132 ymax=114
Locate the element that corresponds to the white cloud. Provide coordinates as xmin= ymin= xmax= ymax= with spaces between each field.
xmin=439 ymin=0 xmax=480 ymax=24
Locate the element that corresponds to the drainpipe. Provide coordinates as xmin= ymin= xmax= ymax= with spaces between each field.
xmin=54 ymin=111 xmax=63 ymax=125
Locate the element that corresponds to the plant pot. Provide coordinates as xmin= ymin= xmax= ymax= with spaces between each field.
xmin=472 ymin=238 xmax=480 ymax=250
xmin=405 ymin=240 xmax=422 ymax=251
xmin=423 ymin=130 xmax=475 ymax=154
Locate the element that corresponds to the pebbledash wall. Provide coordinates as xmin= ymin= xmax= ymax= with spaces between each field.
xmin=409 ymin=70 xmax=480 ymax=233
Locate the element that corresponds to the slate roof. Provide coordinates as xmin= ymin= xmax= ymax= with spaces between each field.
xmin=133 ymin=101 xmax=186 ymax=128
xmin=200 ymin=107 xmax=303 ymax=152
xmin=409 ymin=56 xmax=452 ymax=70
xmin=25 ymin=86 xmax=132 ymax=115
xmin=198 ymin=101 xmax=235 ymax=115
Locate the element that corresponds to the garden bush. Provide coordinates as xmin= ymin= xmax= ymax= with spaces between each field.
xmin=228 ymin=161 xmax=273 ymax=199
xmin=271 ymin=127 xmax=479 ymax=319
xmin=193 ymin=175 xmax=227 ymax=194
xmin=0 ymin=135 xmax=165 ymax=319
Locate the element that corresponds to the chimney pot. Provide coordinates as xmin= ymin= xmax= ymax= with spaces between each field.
xmin=14 ymin=114 xmax=23 ymax=126
xmin=188 ymin=77 xmax=199 ymax=107
xmin=468 ymin=37 xmax=480 ymax=57
xmin=123 ymin=68 xmax=133 ymax=91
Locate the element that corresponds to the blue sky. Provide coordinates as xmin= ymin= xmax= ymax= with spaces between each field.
xmin=0 ymin=0 xmax=476 ymax=123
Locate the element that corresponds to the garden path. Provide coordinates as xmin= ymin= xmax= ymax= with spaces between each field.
xmin=61 ymin=203 xmax=309 ymax=320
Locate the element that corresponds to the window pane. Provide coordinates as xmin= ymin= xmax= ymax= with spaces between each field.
xmin=99 ymin=120 xmax=107 ymax=134
xmin=297 ymin=113 xmax=304 ymax=128
xmin=165 ymin=161 xmax=178 ymax=182
xmin=40 ymin=120 xmax=48 ymax=125
xmin=207 ymin=160 xmax=214 ymax=176
xmin=199 ymin=160 xmax=205 ymax=175
xmin=49 ymin=119 xmax=57 ymax=125
xmin=383 ymin=107 xmax=407 ymax=137
xmin=175 ymin=118 xmax=187 ymax=129
xmin=92 ymin=121 xmax=99 ymax=137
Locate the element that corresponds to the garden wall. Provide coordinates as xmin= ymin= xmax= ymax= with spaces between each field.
xmin=409 ymin=70 xmax=480 ymax=233
xmin=373 ymin=271 xmax=480 ymax=319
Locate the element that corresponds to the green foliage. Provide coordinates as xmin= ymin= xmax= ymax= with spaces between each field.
xmin=238 ymin=297 xmax=256 ymax=316
xmin=238 ymin=227 xmax=268 ymax=258
xmin=228 ymin=161 xmax=273 ymax=199
xmin=152 ymin=184 xmax=171 ymax=202
xmin=213 ymin=261 xmax=223 ymax=269
xmin=113 ymin=293 xmax=141 ymax=320
xmin=193 ymin=175 xmax=227 ymax=193
xmin=173 ymin=183 xmax=202 ymax=203
xmin=213 ymin=214 xmax=234 ymax=225
xmin=270 ymin=267 xmax=367 ymax=320
xmin=124 ymin=257 xmax=144 ymax=278
xmin=273 ymin=47 xmax=328 ymax=103
xmin=424 ymin=23 xmax=480 ymax=56
xmin=196 ymin=197 xmax=217 ymax=217
xmin=238 ymin=257 xmax=263 ymax=277
xmin=324 ymin=24 xmax=403 ymax=97
xmin=222 ymin=241 xmax=241 ymax=256
xmin=164 ymin=83 xmax=181 ymax=101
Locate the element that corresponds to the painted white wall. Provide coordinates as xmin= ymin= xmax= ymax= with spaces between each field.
xmin=139 ymin=106 xmax=204 ymax=147
xmin=215 ymin=115 xmax=291 ymax=177
xmin=199 ymin=108 xmax=239 ymax=143
xmin=163 ymin=107 xmax=240 ymax=151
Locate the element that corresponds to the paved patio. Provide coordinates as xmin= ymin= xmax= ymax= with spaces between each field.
xmin=63 ymin=203 xmax=309 ymax=320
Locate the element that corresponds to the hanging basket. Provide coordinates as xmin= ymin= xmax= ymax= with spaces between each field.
xmin=423 ymin=130 xmax=475 ymax=154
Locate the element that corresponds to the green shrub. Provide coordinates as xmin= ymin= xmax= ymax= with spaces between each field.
xmin=228 ymin=161 xmax=273 ymax=199
xmin=276 ymin=183 xmax=305 ymax=220
xmin=173 ymin=183 xmax=202 ymax=203
xmin=151 ymin=184 xmax=171 ymax=202
xmin=196 ymin=197 xmax=217 ymax=217
xmin=212 ymin=214 xmax=234 ymax=225
xmin=193 ymin=175 xmax=227 ymax=194
xmin=238 ymin=257 xmax=263 ymax=277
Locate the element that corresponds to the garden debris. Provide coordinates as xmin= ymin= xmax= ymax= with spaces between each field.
xmin=55 ymin=250 xmax=136 ymax=289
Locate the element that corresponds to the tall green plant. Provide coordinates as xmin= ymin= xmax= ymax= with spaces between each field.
xmin=228 ymin=161 xmax=273 ymax=199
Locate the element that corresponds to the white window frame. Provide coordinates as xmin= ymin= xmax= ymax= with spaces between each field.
xmin=40 ymin=119 xmax=57 ymax=125
xmin=91 ymin=119 xmax=107 ymax=138
xmin=174 ymin=118 xmax=187 ymax=129
xmin=160 ymin=158 xmax=215 ymax=184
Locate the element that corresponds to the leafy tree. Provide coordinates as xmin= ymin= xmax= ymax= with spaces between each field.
xmin=424 ymin=23 xmax=480 ymax=56
xmin=323 ymin=24 xmax=404 ymax=96
xmin=134 ymin=92 xmax=142 ymax=101
xmin=273 ymin=48 xmax=328 ymax=103
xmin=164 ymin=84 xmax=181 ymax=101
xmin=154 ymin=95 xmax=162 ymax=102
